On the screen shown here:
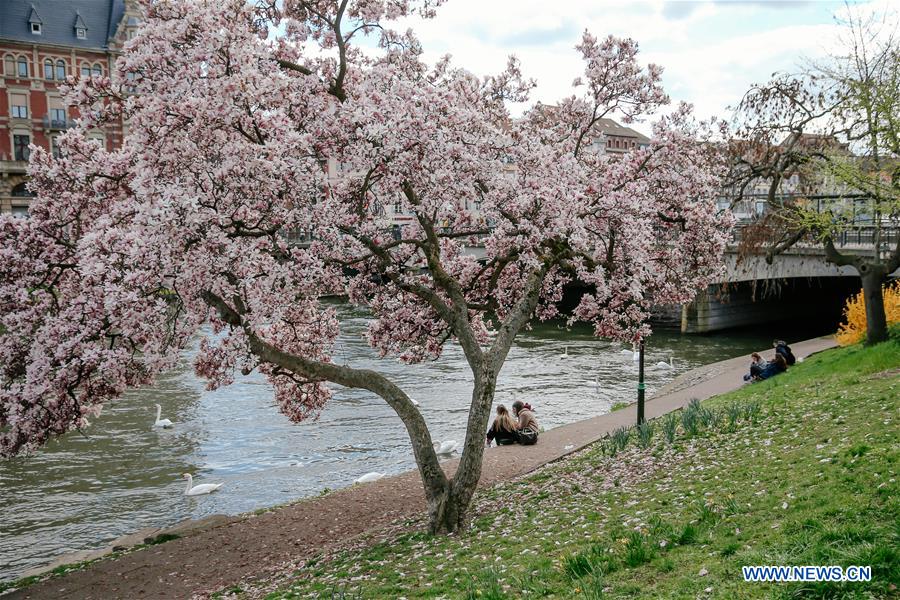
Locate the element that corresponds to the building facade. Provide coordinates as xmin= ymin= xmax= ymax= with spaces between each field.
xmin=0 ymin=0 xmax=140 ymax=215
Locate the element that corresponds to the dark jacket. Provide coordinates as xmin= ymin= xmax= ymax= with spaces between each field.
xmin=486 ymin=422 xmax=519 ymax=445
xmin=775 ymin=343 xmax=796 ymax=366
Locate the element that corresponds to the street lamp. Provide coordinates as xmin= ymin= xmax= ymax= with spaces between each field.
xmin=637 ymin=340 xmax=645 ymax=425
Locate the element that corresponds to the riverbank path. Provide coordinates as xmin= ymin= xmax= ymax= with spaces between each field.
xmin=5 ymin=336 xmax=837 ymax=600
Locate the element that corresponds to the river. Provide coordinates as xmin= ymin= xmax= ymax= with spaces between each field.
xmin=0 ymin=303 xmax=828 ymax=581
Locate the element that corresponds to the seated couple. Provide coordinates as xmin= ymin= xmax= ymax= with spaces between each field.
xmin=743 ymin=340 xmax=796 ymax=382
xmin=485 ymin=400 xmax=540 ymax=447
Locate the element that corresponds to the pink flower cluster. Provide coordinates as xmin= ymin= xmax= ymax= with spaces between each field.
xmin=0 ymin=0 xmax=732 ymax=456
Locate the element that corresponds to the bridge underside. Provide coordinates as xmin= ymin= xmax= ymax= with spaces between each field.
xmin=669 ymin=277 xmax=863 ymax=334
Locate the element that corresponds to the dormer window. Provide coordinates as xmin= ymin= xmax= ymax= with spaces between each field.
xmin=74 ymin=12 xmax=88 ymax=40
xmin=28 ymin=5 xmax=43 ymax=35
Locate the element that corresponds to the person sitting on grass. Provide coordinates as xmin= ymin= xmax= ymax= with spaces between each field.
xmin=754 ymin=353 xmax=788 ymax=381
xmin=485 ymin=404 xmax=519 ymax=447
xmin=512 ymin=400 xmax=539 ymax=445
xmin=773 ymin=339 xmax=796 ymax=366
xmin=743 ymin=352 xmax=767 ymax=381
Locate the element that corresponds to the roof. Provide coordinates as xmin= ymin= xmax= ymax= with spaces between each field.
xmin=592 ymin=118 xmax=651 ymax=143
xmin=0 ymin=0 xmax=126 ymax=51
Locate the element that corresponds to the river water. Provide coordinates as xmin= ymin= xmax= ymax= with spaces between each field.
xmin=0 ymin=303 xmax=824 ymax=580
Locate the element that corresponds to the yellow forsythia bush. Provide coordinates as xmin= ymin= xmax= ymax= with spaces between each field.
xmin=835 ymin=281 xmax=900 ymax=346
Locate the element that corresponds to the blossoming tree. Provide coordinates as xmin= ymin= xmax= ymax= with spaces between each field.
xmin=0 ymin=0 xmax=732 ymax=532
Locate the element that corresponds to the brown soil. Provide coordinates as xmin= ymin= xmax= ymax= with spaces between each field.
xmin=3 ymin=337 xmax=836 ymax=600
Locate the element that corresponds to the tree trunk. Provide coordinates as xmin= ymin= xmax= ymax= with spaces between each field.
xmin=860 ymin=264 xmax=888 ymax=345
xmin=427 ymin=367 xmax=498 ymax=534
xmin=427 ymin=481 xmax=467 ymax=534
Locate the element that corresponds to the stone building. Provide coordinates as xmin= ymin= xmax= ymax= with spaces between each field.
xmin=0 ymin=0 xmax=140 ymax=215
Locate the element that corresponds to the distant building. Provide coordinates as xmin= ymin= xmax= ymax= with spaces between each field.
xmin=585 ymin=118 xmax=651 ymax=155
xmin=0 ymin=0 xmax=141 ymax=215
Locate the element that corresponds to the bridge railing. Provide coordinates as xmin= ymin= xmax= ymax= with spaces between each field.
xmin=730 ymin=224 xmax=899 ymax=248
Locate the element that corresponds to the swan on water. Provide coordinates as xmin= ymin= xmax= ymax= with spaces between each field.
xmin=655 ymin=357 xmax=674 ymax=369
xmin=355 ymin=472 xmax=385 ymax=484
xmin=434 ymin=440 xmax=459 ymax=455
xmin=153 ymin=404 xmax=173 ymax=429
xmin=560 ymin=346 xmax=569 ymax=358
xmin=182 ymin=473 xmax=223 ymax=496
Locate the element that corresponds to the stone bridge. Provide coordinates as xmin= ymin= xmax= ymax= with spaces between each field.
xmin=676 ymin=227 xmax=899 ymax=333
xmin=285 ymin=224 xmax=898 ymax=334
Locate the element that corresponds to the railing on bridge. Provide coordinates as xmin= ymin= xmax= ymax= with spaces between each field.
xmin=730 ymin=224 xmax=899 ymax=249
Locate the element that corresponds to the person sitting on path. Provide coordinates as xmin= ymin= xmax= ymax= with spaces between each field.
xmin=512 ymin=400 xmax=539 ymax=445
xmin=486 ymin=404 xmax=519 ymax=447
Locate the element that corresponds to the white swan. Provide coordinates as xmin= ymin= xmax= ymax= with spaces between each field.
xmin=560 ymin=346 xmax=569 ymax=358
xmin=434 ymin=440 xmax=459 ymax=455
xmin=153 ymin=404 xmax=173 ymax=429
xmin=355 ymin=472 xmax=385 ymax=484
xmin=182 ymin=473 xmax=223 ymax=496
xmin=655 ymin=357 xmax=674 ymax=369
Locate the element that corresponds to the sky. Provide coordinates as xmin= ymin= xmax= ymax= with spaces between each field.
xmin=389 ymin=0 xmax=893 ymax=134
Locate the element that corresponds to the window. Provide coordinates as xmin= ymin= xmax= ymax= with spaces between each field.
xmin=81 ymin=64 xmax=91 ymax=78
xmin=17 ymin=56 xmax=28 ymax=77
xmin=50 ymin=136 xmax=62 ymax=158
xmin=92 ymin=64 xmax=102 ymax=77
xmin=10 ymin=93 xmax=28 ymax=119
xmin=11 ymin=182 xmax=33 ymax=197
xmin=31 ymin=23 xmax=42 ymax=35
xmin=76 ymin=28 xmax=86 ymax=39
xmin=44 ymin=59 xmax=54 ymax=79
xmin=13 ymin=135 xmax=31 ymax=161
xmin=4 ymin=56 xmax=14 ymax=76
xmin=51 ymin=107 xmax=66 ymax=124
xmin=56 ymin=60 xmax=66 ymax=80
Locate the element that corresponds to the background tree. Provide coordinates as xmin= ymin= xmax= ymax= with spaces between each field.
xmin=727 ymin=7 xmax=900 ymax=344
xmin=0 ymin=0 xmax=731 ymax=533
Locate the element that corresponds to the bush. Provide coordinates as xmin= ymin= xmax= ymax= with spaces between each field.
xmin=835 ymin=282 xmax=900 ymax=346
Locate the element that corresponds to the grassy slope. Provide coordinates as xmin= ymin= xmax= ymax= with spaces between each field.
xmin=254 ymin=339 xmax=899 ymax=600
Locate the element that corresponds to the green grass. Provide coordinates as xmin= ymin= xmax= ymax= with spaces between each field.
xmin=258 ymin=337 xmax=899 ymax=599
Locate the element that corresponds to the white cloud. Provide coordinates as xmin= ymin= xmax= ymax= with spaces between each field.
xmin=384 ymin=0 xmax=887 ymax=133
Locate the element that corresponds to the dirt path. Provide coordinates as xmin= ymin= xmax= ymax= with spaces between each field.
xmin=4 ymin=337 xmax=836 ymax=600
